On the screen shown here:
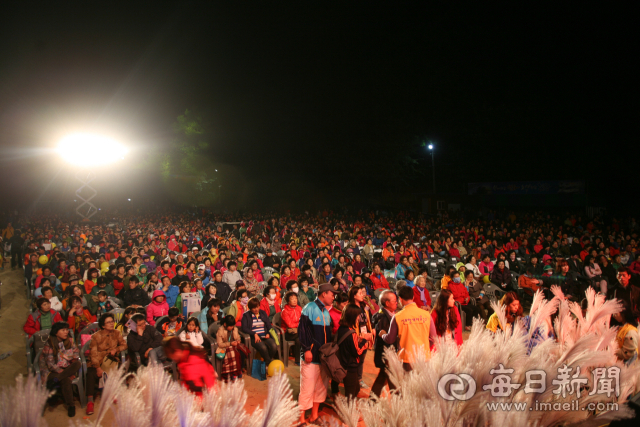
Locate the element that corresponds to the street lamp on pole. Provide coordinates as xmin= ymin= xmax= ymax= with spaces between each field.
xmin=428 ymin=143 xmax=436 ymax=194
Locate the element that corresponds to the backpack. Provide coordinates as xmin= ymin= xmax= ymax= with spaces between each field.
xmin=319 ymin=329 xmax=355 ymax=383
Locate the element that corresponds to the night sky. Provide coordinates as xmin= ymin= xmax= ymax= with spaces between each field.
xmin=0 ymin=2 xmax=637 ymax=211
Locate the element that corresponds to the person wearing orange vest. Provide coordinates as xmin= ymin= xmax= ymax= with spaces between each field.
xmin=379 ymin=285 xmax=436 ymax=370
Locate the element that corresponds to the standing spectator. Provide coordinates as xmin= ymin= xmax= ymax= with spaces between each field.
xmin=85 ymin=313 xmax=127 ymax=415
xmin=337 ymin=304 xmax=371 ymax=399
xmin=281 ymin=291 xmax=302 ymax=365
xmin=380 ymin=286 xmax=436 ymax=370
xmin=371 ymin=290 xmax=398 ymax=397
xmin=348 ymin=285 xmax=373 ymax=389
xmin=39 ymin=322 xmax=80 ymax=417
xmin=9 ymin=229 xmax=24 ymax=270
xmin=431 ymin=289 xmax=463 ymax=345
xmin=127 ymin=313 xmax=163 ymax=368
xmin=298 ymin=283 xmax=335 ymax=425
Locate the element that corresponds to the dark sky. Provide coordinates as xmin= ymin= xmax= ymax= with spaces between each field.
xmin=0 ymin=2 xmax=637 ymax=211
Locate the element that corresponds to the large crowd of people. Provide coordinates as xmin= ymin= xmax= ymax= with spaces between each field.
xmin=3 ymin=209 xmax=639 ymax=423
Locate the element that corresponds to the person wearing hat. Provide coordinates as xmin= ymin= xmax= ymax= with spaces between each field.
xmin=298 ymin=283 xmax=336 ymax=425
xmin=24 ymin=297 xmax=63 ymax=337
xmin=263 ymin=249 xmax=281 ymax=270
xmin=38 ymin=321 xmax=81 ymax=417
xmin=142 ymin=253 xmax=157 ymax=272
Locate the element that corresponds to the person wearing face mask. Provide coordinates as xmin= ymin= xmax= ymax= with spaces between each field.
xmin=286 ymin=279 xmax=309 ymax=308
xmin=228 ymin=289 xmax=250 ymax=327
xmin=447 ymin=271 xmax=481 ymax=331
xmin=259 ymin=285 xmax=282 ymax=322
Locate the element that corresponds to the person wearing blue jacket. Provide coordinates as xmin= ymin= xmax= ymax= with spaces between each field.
xmin=297 ymin=283 xmax=336 ymax=425
xmin=160 ymin=275 xmax=180 ymax=308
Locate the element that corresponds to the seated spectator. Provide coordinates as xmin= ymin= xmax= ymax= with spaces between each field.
xmin=431 ymin=289 xmax=463 ymax=345
xmin=164 ymin=337 xmax=216 ymax=396
xmin=260 ymin=285 xmax=282 ymax=321
xmin=440 ymin=266 xmax=457 ymax=290
xmin=146 ymin=289 xmax=169 ymax=326
xmin=157 ymin=307 xmax=183 ymax=337
xmin=171 ymin=265 xmax=189 ymax=288
xmin=404 ymin=269 xmax=416 ymax=288
xmin=200 ymin=283 xmax=219 ymax=310
xmin=35 ymin=266 xmax=57 ymax=289
xmin=67 ymin=296 xmax=96 ymax=336
xmin=179 ymin=316 xmax=204 ymax=348
xmin=25 ymin=297 xmax=64 ymax=337
xmin=464 ymin=270 xmax=491 ymax=321
xmin=228 ymin=289 xmax=250 ymax=327
xmin=122 ymin=276 xmax=151 ymax=308
xmin=281 ymin=291 xmax=302 ymax=365
xmin=486 ymin=292 xmax=523 ymax=332
xmin=241 ymin=297 xmax=279 ymax=365
xmin=199 ymin=298 xmax=223 ymax=329
xmin=85 ymin=313 xmax=127 ymax=415
xmin=39 ymin=322 xmax=80 ymax=418
xmin=447 ymin=270 xmax=481 ymax=330
xmin=318 ymin=262 xmax=333 ymax=284
xmin=96 ymin=290 xmax=119 ymax=316
xmin=89 ymin=276 xmax=115 ymax=297
xmin=210 ymin=271 xmax=232 ymax=306
xmin=116 ymin=307 xmax=137 ymax=338
xmin=478 ymin=255 xmax=494 ymax=283
xmin=490 ymin=260 xmax=513 ymax=291
xmin=370 ymin=264 xmax=389 ymax=290
xmin=36 ymin=285 xmax=63 ymax=312
xmin=243 ymin=267 xmax=260 ymax=296
xmin=298 ymin=276 xmax=316 ymax=304
xmin=222 ymin=261 xmax=242 ymax=291
xmin=280 ymin=265 xmax=297 ymax=289
xmin=128 ymin=313 xmax=163 ymax=368
xmin=412 ymin=275 xmax=432 ymax=309
xmin=173 ymin=281 xmax=193 ymax=309
xmin=216 ymin=315 xmax=243 ymax=382
xmin=83 ymin=268 xmax=100 ymax=294
xmin=286 ymin=279 xmax=309 ymax=308
xmin=465 ymin=256 xmax=482 ymax=281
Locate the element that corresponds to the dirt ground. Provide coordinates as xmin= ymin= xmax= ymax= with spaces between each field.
xmin=0 ymin=267 xmax=385 ymax=426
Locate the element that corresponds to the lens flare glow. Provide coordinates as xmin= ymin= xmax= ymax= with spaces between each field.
xmin=56 ymin=133 xmax=127 ymax=166
xmin=428 ymin=144 xmax=434 ymax=150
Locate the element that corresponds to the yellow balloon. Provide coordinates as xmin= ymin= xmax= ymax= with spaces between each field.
xmin=51 ymin=243 xmax=57 ymax=249
xmin=267 ymin=359 xmax=285 ymax=377
xmin=38 ymin=255 xmax=49 ymax=265
xmin=100 ymin=262 xmax=110 ymax=270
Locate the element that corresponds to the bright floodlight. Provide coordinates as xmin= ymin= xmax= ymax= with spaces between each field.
xmin=57 ymin=133 xmax=127 ymax=166
xmin=428 ymin=143 xmax=434 ymax=150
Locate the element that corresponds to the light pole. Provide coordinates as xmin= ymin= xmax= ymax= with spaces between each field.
xmin=428 ymin=143 xmax=436 ymax=194
xmin=56 ymin=133 xmax=127 ymax=219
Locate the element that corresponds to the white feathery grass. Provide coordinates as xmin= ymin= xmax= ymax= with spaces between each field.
xmin=92 ymin=365 xmax=127 ymax=427
xmin=137 ymin=364 xmax=178 ymax=427
xmin=248 ymin=373 xmax=298 ymax=427
xmin=174 ymin=387 xmax=208 ymax=427
xmin=333 ymin=395 xmax=360 ymax=427
xmin=201 ymin=379 xmax=249 ymax=427
xmin=0 ymin=374 xmax=51 ymax=427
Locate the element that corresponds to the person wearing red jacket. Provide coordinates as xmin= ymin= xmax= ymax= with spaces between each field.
xmin=430 ymin=289 xmax=463 ymax=347
xmin=447 ymin=271 xmax=481 ymax=331
xmin=281 ymin=291 xmax=302 ymax=365
xmin=259 ymin=286 xmax=282 ymax=320
xmin=164 ymin=337 xmax=216 ymax=397
xmin=412 ymin=276 xmax=432 ymax=308
xmin=370 ymin=265 xmax=389 ymax=290
xmin=24 ymin=298 xmax=63 ymax=337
